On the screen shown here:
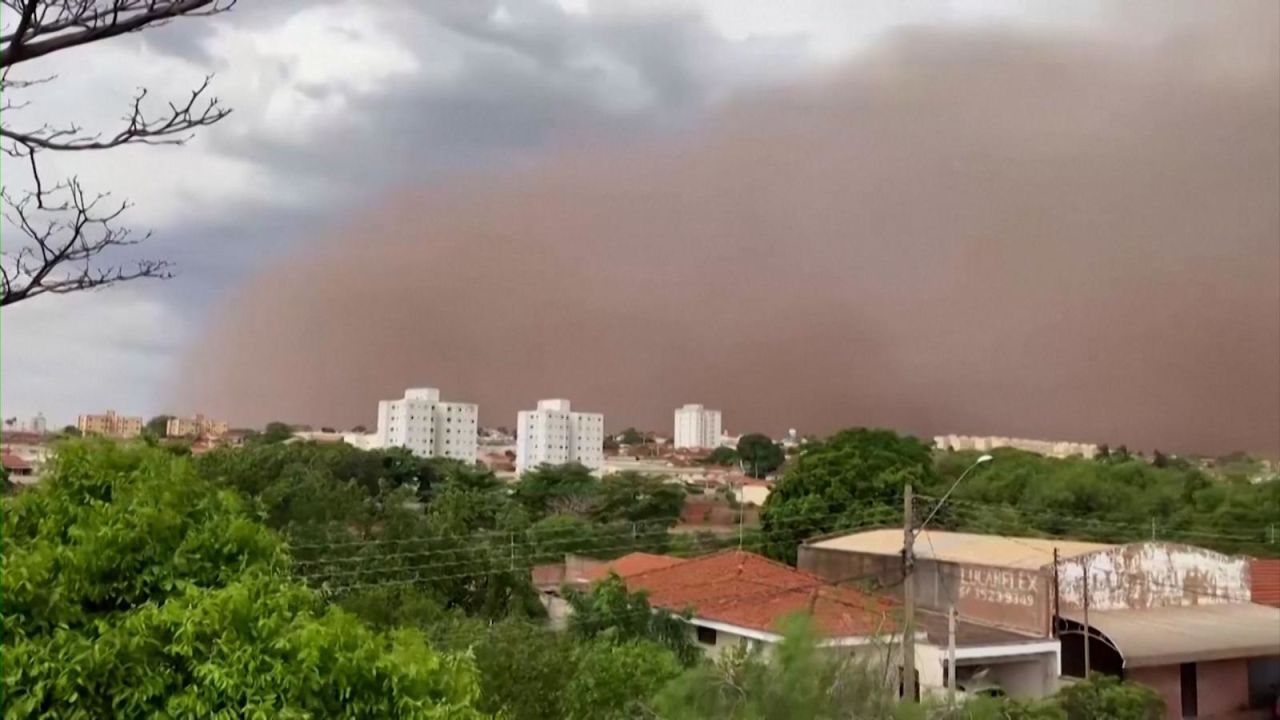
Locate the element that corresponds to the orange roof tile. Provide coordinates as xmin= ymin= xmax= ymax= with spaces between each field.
xmin=583 ymin=552 xmax=686 ymax=582
xmin=624 ymin=550 xmax=896 ymax=637
xmin=1251 ymin=558 xmax=1280 ymax=607
xmin=1 ymin=453 xmax=32 ymax=471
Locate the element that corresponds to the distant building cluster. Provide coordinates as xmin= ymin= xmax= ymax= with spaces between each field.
xmin=77 ymin=410 xmax=143 ymax=439
xmin=165 ymin=414 xmax=229 ymax=439
xmin=935 ymin=434 xmax=1099 ymax=459
xmin=673 ymin=404 xmax=722 ymax=450
xmin=516 ymin=399 xmax=605 ymax=474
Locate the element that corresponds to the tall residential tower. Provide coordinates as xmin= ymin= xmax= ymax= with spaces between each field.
xmin=375 ymin=387 xmax=478 ymax=462
xmin=673 ymin=403 xmax=722 ymax=449
xmin=516 ymin=399 xmax=604 ymax=474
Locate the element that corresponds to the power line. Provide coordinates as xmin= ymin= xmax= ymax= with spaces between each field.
xmin=296 ymin=513 xmax=903 ymax=586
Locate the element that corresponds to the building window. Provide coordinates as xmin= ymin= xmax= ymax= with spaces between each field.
xmin=696 ymin=626 xmax=717 ymax=646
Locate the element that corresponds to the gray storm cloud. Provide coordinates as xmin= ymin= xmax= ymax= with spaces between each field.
xmin=179 ymin=5 xmax=1280 ymax=455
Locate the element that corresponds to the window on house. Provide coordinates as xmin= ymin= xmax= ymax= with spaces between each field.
xmin=696 ymin=626 xmax=717 ymax=646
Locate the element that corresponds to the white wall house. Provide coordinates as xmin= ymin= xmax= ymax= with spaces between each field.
xmin=516 ymin=399 xmax=604 ymax=474
xmin=674 ymin=404 xmax=722 ymax=449
xmin=374 ymin=387 xmax=478 ymax=462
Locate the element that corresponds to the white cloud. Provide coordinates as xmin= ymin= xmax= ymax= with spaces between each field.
xmin=1 ymin=289 xmax=186 ymax=426
xmin=203 ymin=1 xmax=421 ymax=143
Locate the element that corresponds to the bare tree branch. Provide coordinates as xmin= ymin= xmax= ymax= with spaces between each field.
xmin=0 ymin=0 xmax=235 ymax=67
xmin=0 ymin=0 xmax=232 ymax=307
xmin=0 ymin=74 xmax=229 ymax=151
xmin=0 ymin=177 xmax=173 ymax=305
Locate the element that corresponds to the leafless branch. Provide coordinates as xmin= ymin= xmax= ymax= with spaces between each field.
xmin=0 ymin=0 xmax=233 ymax=307
xmin=0 ymin=0 xmax=235 ymax=67
xmin=0 ymin=74 xmax=229 ymax=151
xmin=0 ymin=177 xmax=172 ymax=305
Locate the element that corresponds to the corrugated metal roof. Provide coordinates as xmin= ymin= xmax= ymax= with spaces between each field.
xmin=1063 ymin=603 xmax=1280 ymax=668
xmin=1251 ymin=558 xmax=1280 ymax=607
xmin=808 ymin=528 xmax=1112 ymax=570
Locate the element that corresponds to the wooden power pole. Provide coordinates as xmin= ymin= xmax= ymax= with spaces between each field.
xmin=902 ymin=483 xmax=916 ymax=702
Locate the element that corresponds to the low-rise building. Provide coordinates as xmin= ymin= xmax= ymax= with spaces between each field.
xmin=935 ymin=435 xmax=1099 ymax=459
xmin=516 ymin=399 xmax=604 ymax=474
xmin=77 ymin=410 xmax=143 ymax=439
xmin=800 ymin=529 xmax=1280 ymax=714
xmin=538 ymin=550 xmax=900 ymax=661
xmin=165 ymin=414 xmax=229 ymax=438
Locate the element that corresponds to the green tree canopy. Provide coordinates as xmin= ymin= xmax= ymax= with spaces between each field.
xmin=593 ymin=471 xmax=685 ymax=527
xmin=653 ymin=616 xmax=900 ymax=720
xmin=258 ymin=421 xmax=294 ymax=444
xmin=759 ymin=428 xmax=936 ymax=562
xmin=703 ymin=445 xmax=740 ymax=466
xmin=145 ymin=414 xmax=174 ymax=437
xmin=566 ymin=573 xmax=699 ymax=666
xmin=1054 ymin=674 xmax=1165 ymax=720
xmin=737 ymin=433 xmax=784 ymax=478
xmin=618 ymin=427 xmax=646 ymax=445
xmin=930 ymin=448 xmax=1280 ymax=556
xmin=563 ymin=639 xmax=682 ymax=720
xmin=2 ymin=441 xmax=484 ymax=718
xmin=513 ymin=463 xmax=600 ymax=518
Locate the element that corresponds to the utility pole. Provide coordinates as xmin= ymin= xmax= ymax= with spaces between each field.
xmin=902 ymin=483 xmax=916 ymax=703
xmin=946 ymin=604 xmax=957 ymax=709
xmin=1082 ymin=560 xmax=1091 ymax=678
xmin=1052 ymin=548 xmax=1061 ymax=638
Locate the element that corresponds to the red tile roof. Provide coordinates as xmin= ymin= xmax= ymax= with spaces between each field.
xmin=1252 ymin=558 xmax=1280 ymax=607
xmin=1 ymin=453 xmax=32 ymax=471
xmin=583 ymin=552 xmax=686 ymax=582
xmin=623 ymin=550 xmax=897 ymax=637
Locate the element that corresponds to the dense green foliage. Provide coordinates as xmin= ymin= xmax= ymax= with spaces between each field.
xmin=737 ymin=433 xmax=785 ymax=478
xmin=3 ymin=435 xmax=1251 ymax=718
xmin=703 ymin=445 xmax=741 ymax=466
xmin=760 ymin=428 xmax=935 ymax=562
xmin=931 ymin=448 xmax=1279 ymax=555
xmin=514 ymin=464 xmax=684 ymax=526
xmin=2 ymin=442 xmax=484 ymax=718
xmin=654 ymin=616 xmax=901 ymax=720
xmin=195 ymin=441 xmax=544 ymax=620
xmin=567 ymin=574 xmax=700 ymax=666
xmin=564 ymin=639 xmax=683 ymax=720
xmin=145 ymin=414 xmax=173 ymax=436
xmin=1054 ymin=675 xmax=1165 ymax=720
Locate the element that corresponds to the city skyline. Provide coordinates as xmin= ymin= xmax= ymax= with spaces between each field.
xmin=2 ymin=1 xmax=1277 ymax=457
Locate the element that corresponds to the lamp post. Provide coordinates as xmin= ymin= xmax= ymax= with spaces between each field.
xmin=902 ymin=453 xmax=993 ymax=704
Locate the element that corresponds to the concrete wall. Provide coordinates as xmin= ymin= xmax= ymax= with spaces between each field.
xmin=1196 ymin=658 xmax=1250 ymax=719
xmin=800 ymin=547 xmax=1052 ymax=636
xmin=1129 ymin=659 xmax=1253 ymax=720
xmin=1127 ymin=665 xmax=1183 ymax=718
xmin=915 ymin=644 xmax=1058 ymax=700
xmin=1058 ymin=543 xmax=1251 ymax=612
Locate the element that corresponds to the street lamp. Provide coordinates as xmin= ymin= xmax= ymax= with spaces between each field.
xmin=916 ymin=454 xmax=992 ymax=536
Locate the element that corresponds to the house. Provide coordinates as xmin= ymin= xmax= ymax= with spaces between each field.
xmin=801 ymin=528 xmax=1280 ymax=714
xmin=2 ymin=452 xmax=35 ymax=479
xmin=613 ymin=550 xmax=899 ymax=660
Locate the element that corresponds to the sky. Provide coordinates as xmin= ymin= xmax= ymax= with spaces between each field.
xmin=2 ymin=0 xmax=1277 ymax=455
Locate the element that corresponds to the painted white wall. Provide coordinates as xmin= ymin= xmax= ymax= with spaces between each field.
xmin=674 ymin=404 xmax=723 ymax=449
xmin=735 ymin=484 xmax=771 ymax=507
xmin=516 ymin=400 xmax=605 ymax=474
xmin=916 ymin=642 xmax=1060 ymax=700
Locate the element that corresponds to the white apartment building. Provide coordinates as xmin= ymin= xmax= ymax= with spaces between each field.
xmin=516 ymin=399 xmax=605 ymax=475
xmin=375 ymin=387 xmax=478 ymax=462
xmin=673 ymin=404 xmax=722 ymax=450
